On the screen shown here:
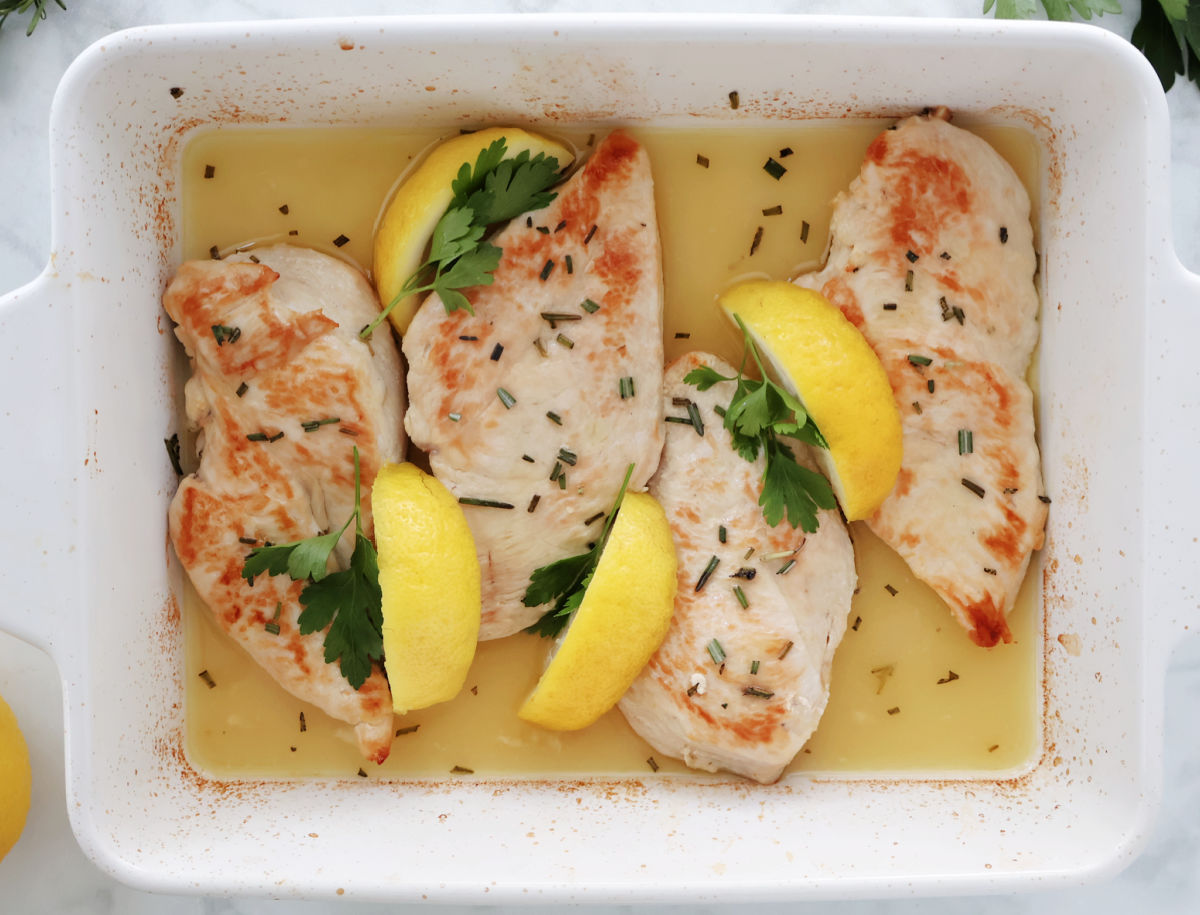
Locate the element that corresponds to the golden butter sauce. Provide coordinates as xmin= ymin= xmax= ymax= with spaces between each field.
xmin=180 ymin=122 xmax=1041 ymax=779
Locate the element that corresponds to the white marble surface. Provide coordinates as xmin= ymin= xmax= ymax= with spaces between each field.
xmin=1 ymin=1 xmax=1198 ymax=912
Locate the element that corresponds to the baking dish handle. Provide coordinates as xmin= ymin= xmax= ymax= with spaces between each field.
xmin=1146 ymin=257 xmax=1200 ymax=659
xmin=0 ymin=271 xmax=75 ymax=659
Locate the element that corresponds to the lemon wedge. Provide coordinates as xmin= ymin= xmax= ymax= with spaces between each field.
xmin=519 ymin=493 xmax=677 ymax=731
xmin=373 ymin=127 xmax=574 ymax=334
xmin=721 ymin=280 xmax=903 ymax=521
xmin=372 ymin=462 xmax=481 ymax=714
xmin=0 ymin=691 xmax=31 ymax=862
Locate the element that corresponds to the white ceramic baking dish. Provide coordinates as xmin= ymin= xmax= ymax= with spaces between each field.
xmin=1 ymin=13 xmax=1197 ymax=903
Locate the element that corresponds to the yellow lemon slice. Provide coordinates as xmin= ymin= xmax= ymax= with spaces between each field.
xmin=519 ymin=493 xmax=677 ymax=731
xmin=0 ymin=691 xmax=31 ymax=862
xmin=721 ymin=280 xmax=903 ymax=521
xmin=372 ymin=462 xmax=481 ymax=714
xmin=373 ymin=127 xmax=574 ymax=334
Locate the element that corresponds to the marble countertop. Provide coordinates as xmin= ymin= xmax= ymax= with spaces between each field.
xmin=1 ymin=1 xmax=1198 ymax=912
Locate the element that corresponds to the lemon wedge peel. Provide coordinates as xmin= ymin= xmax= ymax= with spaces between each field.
xmin=0 ymin=691 xmax=31 ymax=862
xmin=372 ymin=127 xmax=575 ymax=335
xmin=372 ymin=462 xmax=482 ymax=715
xmin=721 ymin=280 xmax=903 ymax=522
xmin=518 ymin=492 xmax=678 ymax=732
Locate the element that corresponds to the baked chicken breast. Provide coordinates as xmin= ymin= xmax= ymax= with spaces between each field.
xmin=619 ymin=353 xmax=856 ymax=784
xmin=403 ymin=131 xmax=665 ymax=640
xmin=165 ymin=244 xmax=404 ymax=763
xmin=794 ymin=110 xmax=1047 ymax=647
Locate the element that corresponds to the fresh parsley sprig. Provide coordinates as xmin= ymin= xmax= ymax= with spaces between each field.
xmin=241 ymin=447 xmax=383 ymax=690
xmin=0 ymin=0 xmax=65 ymax=36
xmin=361 ymin=138 xmax=563 ymax=339
xmin=523 ymin=464 xmax=635 ymax=639
xmin=684 ymin=316 xmax=836 ymax=532
xmin=985 ymin=0 xmax=1199 ymax=91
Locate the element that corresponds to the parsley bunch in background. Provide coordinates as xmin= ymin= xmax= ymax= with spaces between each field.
xmin=0 ymin=0 xmax=64 ymax=36
xmin=986 ymin=0 xmax=1200 ymax=91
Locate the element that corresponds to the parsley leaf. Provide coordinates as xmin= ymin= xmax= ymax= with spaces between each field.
xmin=239 ymin=447 xmax=384 ymax=690
xmin=684 ymin=315 xmax=835 ymax=533
xmin=523 ymin=465 xmax=635 ymax=639
xmin=361 ymin=138 xmax=564 ymax=338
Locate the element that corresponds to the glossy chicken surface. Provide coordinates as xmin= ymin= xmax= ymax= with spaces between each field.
xmin=165 ymin=244 xmax=404 ymax=763
xmin=619 ymin=353 xmax=856 ymax=784
xmin=403 ymin=131 xmax=665 ymax=640
xmin=795 ymin=111 xmax=1047 ymax=647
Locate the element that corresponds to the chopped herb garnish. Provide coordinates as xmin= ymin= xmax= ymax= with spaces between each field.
xmin=744 ymin=546 xmax=755 ymax=560
xmin=940 ymin=251 xmax=951 ymax=260
xmin=884 ymin=583 xmax=898 ymax=596
xmin=527 ymin=494 xmax=541 ymax=513
xmin=912 ymin=401 xmax=923 ymax=414
xmin=549 ymin=461 xmax=564 ymax=482
xmin=685 ymin=321 xmax=834 ymax=532
xmin=744 ymin=686 xmax=774 ymax=699
xmin=962 ymin=478 xmax=986 ymax=498
xmin=165 ymin=434 xmax=183 ymax=476
xmin=728 ymin=90 xmax=740 ymax=109
xmin=554 ymin=220 xmax=567 ymax=233
xmin=706 ymin=638 xmax=726 ymax=664
xmin=361 ymin=138 xmax=565 ymax=337
xmin=523 ymin=464 xmax=636 ymax=638
xmin=459 ymin=334 xmax=479 ymax=341
xmin=332 ymin=234 xmax=349 ymax=248
xmin=686 ymin=401 xmax=704 ymax=436
xmin=301 ymin=417 xmax=340 ymax=433
xmin=718 ymin=525 xmax=727 ymax=543
xmin=749 ymin=225 xmax=764 ymax=256
xmin=984 ymin=566 xmax=998 ymax=575
xmin=521 ymin=454 xmax=535 ymax=463
xmin=999 ymin=226 xmax=1008 ymax=244
xmin=235 ymin=381 xmax=249 ymax=398
xmin=750 ymin=659 xmax=760 ymax=675
xmin=557 ymin=448 xmax=577 ymax=466
xmin=887 ymin=706 xmax=900 ymax=716
xmin=958 ymin=429 xmax=974 ymax=454
xmin=686 ymin=682 xmax=699 ymax=697
xmin=800 ymin=220 xmax=810 ymax=244
xmin=264 ymin=621 xmax=281 ymax=635
xmin=536 ymin=225 xmax=550 ymax=235
xmin=198 ymin=669 xmax=216 ymax=689
xmin=581 ymin=298 xmax=600 ymax=314
xmin=448 ymin=412 xmax=461 ymax=422
xmin=497 ymin=387 xmax=516 ymax=409
xmin=584 ymin=224 xmax=598 ymax=245
xmin=927 ymin=379 xmax=935 ymax=394
xmin=1038 ymin=494 xmax=1052 ymax=504
xmin=937 ymin=670 xmax=960 ymax=685
xmin=883 ymin=303 xmax=898 ymax=311
xmin=696 ymin=555 xmax=721 ymax=592
xmin=908 ymin=354 xmax=932 ymax=367
xmin=565 ymin=254 xmax=574 ymax=274
xmin=204 ymin=164 xmax=215 ymax=179
xmin=734 ymin=585 xmax=749 ymax=609
xmin=300 ymin=711 xmax=307 ymax=732
xmin=288 ymin=230 xmax=299 ymax=236
xmin=556 ymin=333 xmax=575 ymax=349
xmin=239 ymin=536 xmax=258 ymax=546
xmin=762 ymin=205 xmax=783 ymax=216
xmin=988 ymin=744 xmax=1000 ymax=752
xmin=458 ymin=497 xmax=515 ymax=509
xmin=278 ymin=204 xmax=289 ymax=215
xmin=546 ymin=411 xmax=563 ymax=425
xmin=905 ymin=269 xmax=914 ymax=292
xmin=268 ymin=431 xmax=285 ymax=443
xmin=779 ymin=147 xmax=793 ymax=157
xmin=357 ymin=768 xmax=368 ymax=778
xmin=490 ymin=343 xmax=504 ymax=361
xmin=540 ymin=259 xmax=555 ymax=280
xmin=647 ymin=756 xmax=660 ymax=772
xmin=170 ymin=87 xmax=184 ymax=99
xmin=339 ymin=427 xmax=358 ymax=437
xmin=730 ymin=567 xmax=757 ymax=580
xmin=450 ymin=766 xmax=474 ymax=775
xmin=246 ymin=432 xmax=269 ymax=442
xmin=851 ymin=616 xmax=862 ymax=631
xmin=665 ymin=416 xmax=696 ymax=426
xmin=696 ymin=154 xmax=710 ymax=168
xmin=395 ymin=724 xmax=420 ymax=736
xmin=540 ymin=312 xmax=582 ymax=327
xmin=777 ymin=558 xmax=796 ymax=575
xmin=241 ymin=448 xmax=383 ymax=689
xmin=906 ymin=250 xmax=918 ymax=262
xmin=619 ymin=376 xmax=636 ymax=399
xmin=763 ymin=157 xmax=786 ymax=180
xmin=211 ymin=324 xmax=241 ymax=345
xmin=778 ymin=640 xmax=794 ymax=660
xmin=584 ymin=511 xmax=604 ymax=525
xmin=674 ymin=332 xmax=691 ymax=339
